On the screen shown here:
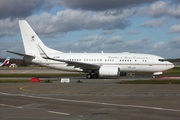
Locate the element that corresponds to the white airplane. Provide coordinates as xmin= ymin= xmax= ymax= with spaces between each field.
xmin=0 ymin=57 xmax=10 ymax=67
xmin=7 ymin=20 xmax=174 ymax=78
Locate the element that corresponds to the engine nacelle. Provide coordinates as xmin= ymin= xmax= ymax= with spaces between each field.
xmin=99 ymin=66 xmax=120 ymax=76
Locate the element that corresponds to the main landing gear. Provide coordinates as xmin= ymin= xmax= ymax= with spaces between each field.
xmin=86 ymin=73 xmax=99 ymax=79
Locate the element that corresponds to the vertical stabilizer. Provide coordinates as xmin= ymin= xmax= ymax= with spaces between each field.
xmin=1 ymin=57 xmax=10 ymax=66
xmin=19 ymin=20 xmax=62 ymax=56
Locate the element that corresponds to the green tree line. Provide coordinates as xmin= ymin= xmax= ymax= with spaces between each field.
xmin=0 ymin=58 xmax=32 ymax=66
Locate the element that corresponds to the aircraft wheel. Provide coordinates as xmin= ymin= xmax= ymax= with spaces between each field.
xmin=86 ymin=74 xmax=92 ymax=79
xmin=152 ymin=75 xmax=156 ymax=78
xmin=92 ymin=74 xmax=99 ymax=79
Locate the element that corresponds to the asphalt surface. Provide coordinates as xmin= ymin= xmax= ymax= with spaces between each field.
xmin=0 ymin=67 xmax=180 ymax=120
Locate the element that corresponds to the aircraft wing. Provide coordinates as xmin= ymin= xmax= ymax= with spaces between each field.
xmin=7 ymin=51 xmax=35 ymax=58
xmin=37 ymin=45 xmax=100 ymax=71
xmin=50 ymin=58 xmax=100 ymax=70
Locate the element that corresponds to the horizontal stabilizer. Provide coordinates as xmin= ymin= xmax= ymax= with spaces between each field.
xmin=7 ymin=51 xmax=35 ymax=58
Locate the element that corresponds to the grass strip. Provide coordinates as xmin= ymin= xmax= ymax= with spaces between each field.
xmin=164 ymin=67 xmax=180 ymax=75
xmin=0 ymin=80 xmax=31 ymax=83
xmin=0 ymin=80 xmax=58 ymax=83
xmin=0 ymin=73 xmax=85 ymax=77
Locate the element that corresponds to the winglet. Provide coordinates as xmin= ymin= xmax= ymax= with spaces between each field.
xmin=36 ymin=45 xmax=66 ymax=62
xmin=36 ymin=45 xmax=51 ymax=59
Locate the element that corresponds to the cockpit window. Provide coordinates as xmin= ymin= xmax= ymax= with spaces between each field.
xmin=158 ymin=59 xmax=164 ymax=62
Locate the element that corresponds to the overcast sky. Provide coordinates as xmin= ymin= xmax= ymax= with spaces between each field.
xmin=0 ymin=0 xmax=180 ymax=58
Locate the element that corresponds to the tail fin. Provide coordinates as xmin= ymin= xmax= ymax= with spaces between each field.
xmin=1 ymin=57 xmax=10 ymax=66
xmin=19 ymin=20 xmax=62 ymax=56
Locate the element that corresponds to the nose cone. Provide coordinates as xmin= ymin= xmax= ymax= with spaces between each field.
xmin=168 ymin=62 xmax=175 ymax=70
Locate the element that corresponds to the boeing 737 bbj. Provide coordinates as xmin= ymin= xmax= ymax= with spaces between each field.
xmin=7 ymin=20 xmax=174 ymax=78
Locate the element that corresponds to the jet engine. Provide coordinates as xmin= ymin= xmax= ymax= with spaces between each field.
xmin=99 ymin=66 xmax=120 ymax=76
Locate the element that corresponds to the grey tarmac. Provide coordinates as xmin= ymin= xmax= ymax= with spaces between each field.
xmin=0 ymin=67 xmax=180 ymax=120
xmin=0 ymin=81 xmax=180 ymax=120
